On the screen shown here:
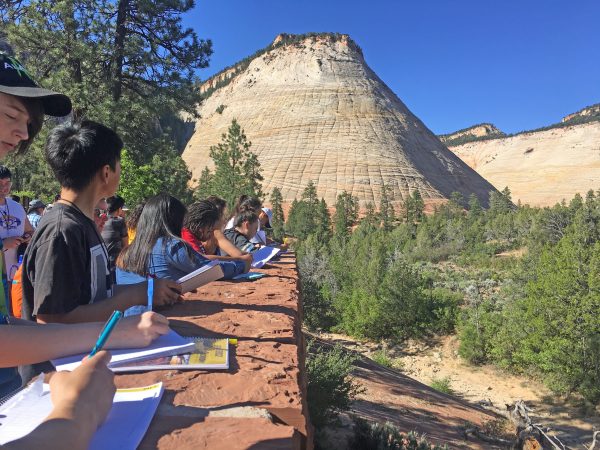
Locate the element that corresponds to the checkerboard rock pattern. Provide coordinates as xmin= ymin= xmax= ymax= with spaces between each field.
xmin=182 ymin=34 xmax=497 ymax=209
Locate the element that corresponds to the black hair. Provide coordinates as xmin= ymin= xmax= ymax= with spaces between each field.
xmin=233 ymin=195 xmax=262 ymax=215
xmin=184 ymin=200 xmax=220 ymax=238
xmin=44 ymin=120 xmax=122 ymax=191
xmin=9 ymin=194 xmax=19 ymax=203
xmin=206 ymin=195 xmax=227 ymax=219
xmin=117 ymin=193 xmax=190 ymax=276
xmin=14 ymin=97 xmax=44 ymax=155
xmin=0 ymin=165 xmax=11 ymax=179
xmin=126 ymin=201 xmax=145 ymax=231
xmin=106 ymin=195 xmax=125 ymax=214
xmin=234 ymin=210 xmax=259 ymax=228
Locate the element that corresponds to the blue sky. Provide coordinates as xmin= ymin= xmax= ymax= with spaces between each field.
xmin=185 ymin=0 xmax=600 ymax=135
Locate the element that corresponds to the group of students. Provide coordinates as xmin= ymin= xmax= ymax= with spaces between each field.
xmin=0 ymin=45 xmax=281 ymax=449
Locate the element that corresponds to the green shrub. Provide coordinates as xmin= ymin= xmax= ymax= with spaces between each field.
xmin=430 ymin=377 xmax=454 ymax=395
xmin=306 ymin=342 xmax=364 ymax=430
xmin=348 ymin=417 xmax=448 ymax=450
xmin=371 ymin=349 xmax=394 ymax=368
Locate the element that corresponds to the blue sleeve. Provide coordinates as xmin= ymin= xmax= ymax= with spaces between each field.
xmin=219 ymin=260 xmax=246 ymax=279
xmin=168 ymin=240 xmax=210 ymax=274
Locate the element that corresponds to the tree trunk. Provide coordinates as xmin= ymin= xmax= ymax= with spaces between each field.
xmin=111 ymin=0 xmax=129 ymax=103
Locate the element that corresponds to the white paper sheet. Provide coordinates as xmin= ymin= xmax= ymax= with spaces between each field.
xmin=251 ymin=246 xmax=280 ymax=268
xmin=51 ymin=329 xmax=195 ymax=372
xmin=0 ymin=377 xmax=163 ymax=450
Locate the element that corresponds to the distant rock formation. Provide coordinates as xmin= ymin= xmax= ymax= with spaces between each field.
xmin=182 ymin=33 xmax=497 ymax=209
xmin=447 ymin=121 xmax=600 ymax=206
xmin=561 ymin=103 xmax=600 ymax=123
xmin=439 ymin=123 xmax=505 ymax=146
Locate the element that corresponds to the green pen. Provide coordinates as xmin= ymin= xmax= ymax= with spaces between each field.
xmin=89 ymin=310 xmax=123 ymax=357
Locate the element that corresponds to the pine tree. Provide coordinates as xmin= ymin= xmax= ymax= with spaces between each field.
xmin=301 ymin=180 xmax=319 ymax=209
xmin=207 ymin=119 xmax=263 ymax=208
xmin=194 ymin=167 xmax=214 ymax=200
xmin=468 ymin=193 xmax=482 ymax=219
xmin=412 ymin=190 xmax=425 ymax=222
xmin=379 ymin=183 xmax=394 ymax=231
xmin=315 ymin=198 xmax=332 ymax=243
xmin=334 ymin=191 xmax=358 ymax=241
xmin=270 ymin=187 xmax=285 ymax=242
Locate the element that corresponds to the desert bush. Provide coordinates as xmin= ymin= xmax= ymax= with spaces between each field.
xmin=348 ymin=417 xmax=448 ymax=450
xmin=306 ymin=342 xmax=364 ymax=430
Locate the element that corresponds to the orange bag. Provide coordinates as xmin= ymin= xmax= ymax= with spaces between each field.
xmin=11 ymin=264 xmax=23 ymax=318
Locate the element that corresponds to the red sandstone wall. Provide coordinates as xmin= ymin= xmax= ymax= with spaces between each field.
xmin=115 ymin=253 xmax=313 ymax=450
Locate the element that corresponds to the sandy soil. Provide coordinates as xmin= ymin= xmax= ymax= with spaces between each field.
xmin=317 ymin=332 xmax=600 ymax=449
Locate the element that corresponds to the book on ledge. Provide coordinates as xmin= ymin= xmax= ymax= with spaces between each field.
xmin=51 ymin=330 xmax=196 ymax=372
xmin=177 ymin=261 xmax=224 ymax=293
xmin=110 ymin=337 xmax=230 ymax=372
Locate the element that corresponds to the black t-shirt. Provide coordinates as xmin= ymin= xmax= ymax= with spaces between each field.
xmin=101 ymin=216 xmax=127 ymax=266
xmin=22 ymin=203 xmax=112 ymax=319
xmin=223 ymin=228 xmax=257 ymax=253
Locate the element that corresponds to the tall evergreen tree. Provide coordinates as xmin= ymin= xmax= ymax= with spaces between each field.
xmin=412 ymin=190 xmax=425 ymax=222
xmin=270 ymin=187 xmax=285 ymax=242
xmin=204 ymin=119 xmax=264 ymax=207
xmin=468 ymin=193 xmax=483 ymax=218
xmin=334 ymin=191 xmax=358 ymax=241
xmin=379 ymin=183 xmax=394 ymax=231
xmin=315 ymin=198 xmax=332 ymax=243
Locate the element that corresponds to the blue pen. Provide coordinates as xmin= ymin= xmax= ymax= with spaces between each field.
xmin=147 ymin=276 xmax=154 ymax=311
xmin=89 ymin=310 xmax=123 ymax=357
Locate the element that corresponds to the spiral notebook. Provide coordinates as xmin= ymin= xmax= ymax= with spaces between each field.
xmin=110 ymin=337 xmax=230 ymax=372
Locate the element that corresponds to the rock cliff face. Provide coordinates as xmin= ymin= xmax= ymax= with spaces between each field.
xmin=562 ymin=103 xmax=600 ymax=123
xmin=439 ymin=123 xmax=504 ymax=145
xmin=448 ymin=121 xmax=600 ymax=206
xmin=182 ymin=33 xmax=497 ymax=208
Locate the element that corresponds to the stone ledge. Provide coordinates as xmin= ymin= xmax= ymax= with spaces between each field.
xmin=115 ymin=253 xmax=313 ymax=449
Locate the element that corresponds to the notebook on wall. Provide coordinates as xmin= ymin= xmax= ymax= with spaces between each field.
xmin=110 ymin=337 xmax=230 ymax=372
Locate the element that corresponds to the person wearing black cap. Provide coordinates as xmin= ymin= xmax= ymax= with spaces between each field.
xmin=0 ymin=47 xmax=173 ymax=448
xmin=0 ymin=52 xmax=71 ymax=159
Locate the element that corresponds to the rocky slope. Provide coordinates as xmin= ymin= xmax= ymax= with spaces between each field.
xmin=439 ymin=123 xmax=505 ymax=146
xmin=182 ymin=33 xmax=497 ymax=209
xmin=447 ymin=121 xmax=600 ymax=206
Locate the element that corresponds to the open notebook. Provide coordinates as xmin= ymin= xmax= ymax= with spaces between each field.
xmin=51 ymin=329 xmax=195 ymax=372
xmin=177 ymin=261 xmax=224 ymax=293
xmin=251 ymin=246 xmax=281 ymax=268
xmin=0 ymin=376 xmax=163 ymax=449
xmin=110 ymin=337 xmax=230 ymax=372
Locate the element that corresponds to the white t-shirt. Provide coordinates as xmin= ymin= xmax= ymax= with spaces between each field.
xmin=0 ymin=198 xmax=26 ymax=280
xmin=250 ymin=223 xmax=266 ymax=245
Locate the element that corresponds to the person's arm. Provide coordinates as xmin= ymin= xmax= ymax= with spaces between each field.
xmin=203 ymin=253 xmax=253 ymax=273
xmin=214 ymin=229 xmax=246 ymax=257
xmin=2 ymin=352 xmax=115 ymax=450
xmin=36 ymin=279 xmax=180 ymax=324
xmin=0 ymin=311 xmax=169 ymax=367
xmin=218 ymin=260 xmax=247 ymax=279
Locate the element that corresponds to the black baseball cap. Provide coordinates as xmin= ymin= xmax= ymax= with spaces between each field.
xmin=0 ymin=52 xmax=71 ymax=117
